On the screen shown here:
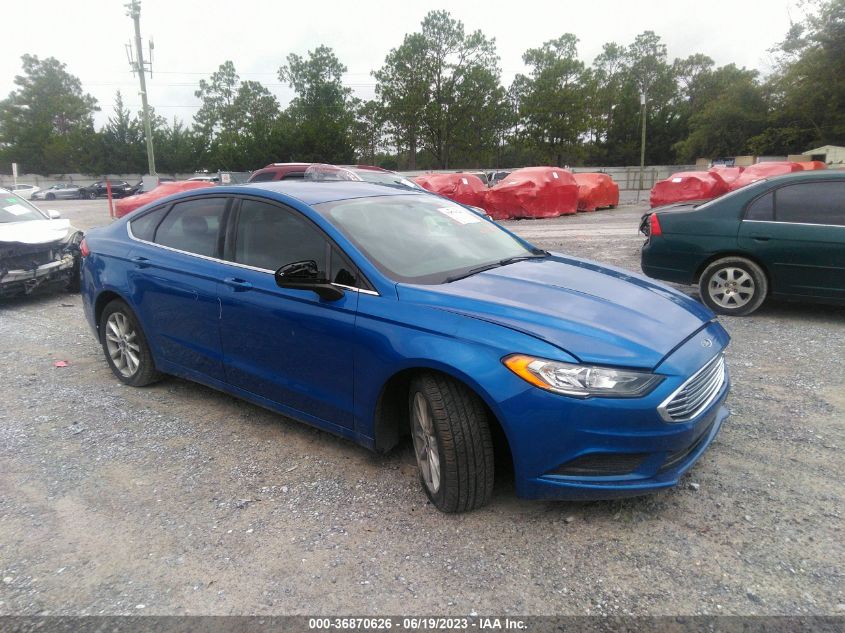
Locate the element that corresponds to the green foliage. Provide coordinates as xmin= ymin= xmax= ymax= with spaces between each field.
xmin=1 ymin=1 xmax=842 ymax=176
xmin=279 ymin=45 xmax=356 ymax=163
xmin=0 ymin=55 xmax=99 ymax=174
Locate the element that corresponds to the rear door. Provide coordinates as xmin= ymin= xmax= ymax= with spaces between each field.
xmin=217 ymin=196 xmax=360 ymax=428
xmin=127 ymin=196 xmax=232 ymax=381
xmin=738 ymin=180 xmax=845 ymax=299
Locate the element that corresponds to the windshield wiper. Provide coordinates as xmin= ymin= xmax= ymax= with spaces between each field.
xmin=444 ymin=251 xmax=549 ymax=283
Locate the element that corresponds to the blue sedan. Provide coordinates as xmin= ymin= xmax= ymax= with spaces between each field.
xmin=80 ymin=181 xmax=730 ymax=512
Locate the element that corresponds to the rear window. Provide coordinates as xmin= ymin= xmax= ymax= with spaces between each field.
xmin=129 ymin=206 xmax=170 ymax=241
xmin=248 ymin=171 xmax=278 ymax=182
xmin=154 ymin=198 xmax=228 ymax=257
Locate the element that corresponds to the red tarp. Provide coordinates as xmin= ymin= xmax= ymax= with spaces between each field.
xmin=483 ymin=167 xmax=578 ymax=220
xmin=795 ymin=161 xmax=827 ymax=171
xmin=114 ymin=181 xmax=215 ymax=218
xmin=708 ymin=166 xmax=745 ymax=186
xmin=573 ymin=173 xmax=619 ymax=211
xmin=413 ymin=173 xmax=487 ymax=208
xmin=649 ymin=171 xmax=729 ymax=208
xmin=729 ymin=161 xmax=803 ymax=191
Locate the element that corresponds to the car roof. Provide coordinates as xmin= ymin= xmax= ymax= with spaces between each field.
xmin=765 ymin=169 xmax=845 ymax=183
xmin=233 ymin=180 xmax=424 ymax=205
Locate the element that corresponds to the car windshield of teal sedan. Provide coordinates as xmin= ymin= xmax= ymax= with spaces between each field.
xmin=317 ymin=194 xmax=541 ymax=283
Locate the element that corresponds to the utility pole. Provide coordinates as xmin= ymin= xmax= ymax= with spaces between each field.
xmin=638 ymin=90 xmax=647 ymax=201
xmin=126 ymin=0 xmax=156 ymax=175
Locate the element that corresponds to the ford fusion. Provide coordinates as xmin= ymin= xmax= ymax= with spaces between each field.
xmin=80 ymin=182 xmax=730 ymax=512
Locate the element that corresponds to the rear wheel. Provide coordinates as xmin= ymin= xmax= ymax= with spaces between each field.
xmin=99 ymin=300 xmax=161 ymax=386
xmin=409 ymin=373 xmax=494 ymax=513
xmin=698 ymin=257 xmax=768 ymax=316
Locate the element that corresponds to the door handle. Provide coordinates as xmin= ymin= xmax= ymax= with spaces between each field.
xmin=224 ymin=277 xmax=253 ymax=292
xmin=131 ymin=256 xmax=151 ymax=268
xmin=750 ymin=235 xmax=771 ymax=242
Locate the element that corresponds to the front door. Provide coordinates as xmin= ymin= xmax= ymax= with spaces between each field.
xmin=218 ymin=197 xmax=360 ymax=428
xmin=739 ymin=180 xmax=845 ymax=299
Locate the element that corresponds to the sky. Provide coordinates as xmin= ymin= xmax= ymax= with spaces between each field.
xmin=1 ymin=0 xmax=803 ymax=128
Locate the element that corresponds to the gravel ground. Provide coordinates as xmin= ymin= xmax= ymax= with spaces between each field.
xmin=0 ymin=197 xmax=843 ymax=616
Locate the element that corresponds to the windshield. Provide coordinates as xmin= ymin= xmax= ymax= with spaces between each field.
xmin=0 ymin=192 xmax=46 ymax=223
xmin=315 ymin=194 xmax=538 ymax=284
xmin=351 ymin=170 xmax=421 ymax=189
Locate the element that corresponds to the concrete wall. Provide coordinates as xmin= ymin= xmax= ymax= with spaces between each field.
xmin=400 ymin=165 xmax=697 ymax=191
xmin=0 ymin=173 xmax=200 ymax=188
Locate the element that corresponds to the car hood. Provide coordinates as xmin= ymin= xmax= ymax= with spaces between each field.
xmin=397 ymin=254 xmax=715 ymax=369
xmin=0 ymin=219 xmax=75 ymax=245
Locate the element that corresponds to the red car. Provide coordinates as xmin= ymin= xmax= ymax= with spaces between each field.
xmin=247 ymin=163 xmax=312 ymax=183
xmin=114 ymin=181 xmax=215 ymax=218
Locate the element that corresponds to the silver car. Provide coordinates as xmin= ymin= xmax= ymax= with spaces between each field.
xmin=31 ymin=184 xmax=84 ymax=201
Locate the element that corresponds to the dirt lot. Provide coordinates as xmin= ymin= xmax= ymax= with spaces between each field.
xmin=0 ymin=197 xmax=843 ymax=616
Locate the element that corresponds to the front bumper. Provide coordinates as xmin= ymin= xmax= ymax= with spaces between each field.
xmin=0 ymin=253 xmax=77 ymax=297
xmin=501 ymin=322 xmax=731 ymax=500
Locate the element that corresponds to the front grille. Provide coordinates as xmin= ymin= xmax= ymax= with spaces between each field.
xmin=1 ymin=247 xmax=55 ymax=270
xmin=550 ymin=452 xmax=647 ymax=477
xmin=658 ymin=354 xmax=726 ymax=422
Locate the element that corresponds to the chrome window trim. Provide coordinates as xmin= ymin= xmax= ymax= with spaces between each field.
xmin=126 ymin=221 xmax=380 ymax=296
xmin=657 ymin=354 xmax=726 ymax=423
xmin=742 ymin=219 xmax=845 ymax=228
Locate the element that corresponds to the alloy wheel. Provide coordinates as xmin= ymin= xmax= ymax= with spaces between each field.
xmin=708 ymin=267 xmax=755 ymax=309
xmin=104 ymin=312 xmax=141 ymax=377
xmin=411 ymin=392 xmax=441 ymax=494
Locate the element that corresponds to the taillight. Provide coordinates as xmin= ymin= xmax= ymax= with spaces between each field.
xmin=79 ymin=238 xmax=90 ymax=257
xmin=649 ymin=213 xmax=663 ymax=237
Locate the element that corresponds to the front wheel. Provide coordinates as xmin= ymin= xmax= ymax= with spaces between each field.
xmin=46 ymin=193 xmax=55 ymax=201
xmin=409 ymin=373 xmax=494 ymax=513
xmin=99 ymin=299 xmax=161 ymax=386
xmin=698 ymin=257 xmax=768 ymax=316
xmin=88 ymin=191 xmax=97 ymax=200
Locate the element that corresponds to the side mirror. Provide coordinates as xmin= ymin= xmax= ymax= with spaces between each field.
xmin=274 ymin=260 xmax=344 ymax=301
xmin=46 ymin=210 xmax=61 ymax=219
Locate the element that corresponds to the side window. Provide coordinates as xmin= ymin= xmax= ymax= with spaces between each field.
xmin=331 ymin=248 xmax=359 ymax=287
xmin=248 ymin=171 xmax=277 ymax=182
xmin=129 ymin=205 xmax=170 ymax=241
xmin=745 ymin=191 xmax=773 ymax=221
xmin=233 ymin=199 xmax=328 ymax=271
xmin=281 ymin=171 xmax=305 ymax=180
xmin=775 ymin=182 xmax=845 ymax=226
xmin=154 ymin=197 xmax=227 ymax=257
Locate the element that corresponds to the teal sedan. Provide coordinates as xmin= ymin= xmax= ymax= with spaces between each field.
xmin=641 ymin=171 xmax=845 ymax=316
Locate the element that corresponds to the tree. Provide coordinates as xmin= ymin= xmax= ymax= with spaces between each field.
xmin=513 ymin=34 xmax=588 ymax=166
xmin=0 ymin=54 xmax=99 ymax=174
xmin=351 ymin=100 xmax=386 ymax=164
xmin=374 ymin=33 xmax=430 ymax=169
xmin=751 ymin=0 xmax=845 ymax=153
xmin=279 ymin=45 xmax=356 ymax=163
xmin=99 ymin=91 xmax=145 ymax=174
xmin=374 ymin=11 xmax=504 ymax=169
xmin=194 ymin=61 xmax=282 ymax=170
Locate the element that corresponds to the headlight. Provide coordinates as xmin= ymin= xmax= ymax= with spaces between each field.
xmin=503 ymin=354 xmax=662 ymax=398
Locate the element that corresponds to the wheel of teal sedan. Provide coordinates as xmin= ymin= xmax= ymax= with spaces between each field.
xmin=699 ymin=257 xmax=768 ymax=316
xmin=409 ymin=373 xmax=495 ymax=513
xmin=99 ymin=299 xmax=161 ymax=387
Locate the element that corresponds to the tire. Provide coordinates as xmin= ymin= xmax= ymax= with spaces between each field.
xmin=88 ymin=191 xmax=97 ymax=200
xmin=409 ymin=373 xmax=494 ymax=513
xmin=99 ymin=299 xmax=161 ymax=386
xmin=698 ymin=257 xmax=768 ymax=316
xmin=46 ymin=193 xmax=55 ymax=201
xmin=65 ymin=257 xmax=81 ymax=293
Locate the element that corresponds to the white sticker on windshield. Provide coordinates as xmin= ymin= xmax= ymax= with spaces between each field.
xmin=552 ymin=171 xmax=559 ymax=179
xmin=461 ymin=177 xmax=468 ymax=185
xmin=672 ymin=177 xmax=683 ymax=183
xmin=437 ymin=206 xmax=481 ymax=225
xmin=3 ymin=204 xmax=30 ymax=216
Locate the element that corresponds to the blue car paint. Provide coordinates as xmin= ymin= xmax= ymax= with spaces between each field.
xmin=81 ymin=182 xmax=730 ymax=500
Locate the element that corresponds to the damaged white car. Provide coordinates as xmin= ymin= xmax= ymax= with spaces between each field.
xmin=0 ymin=188 xmax=83 ymax=298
